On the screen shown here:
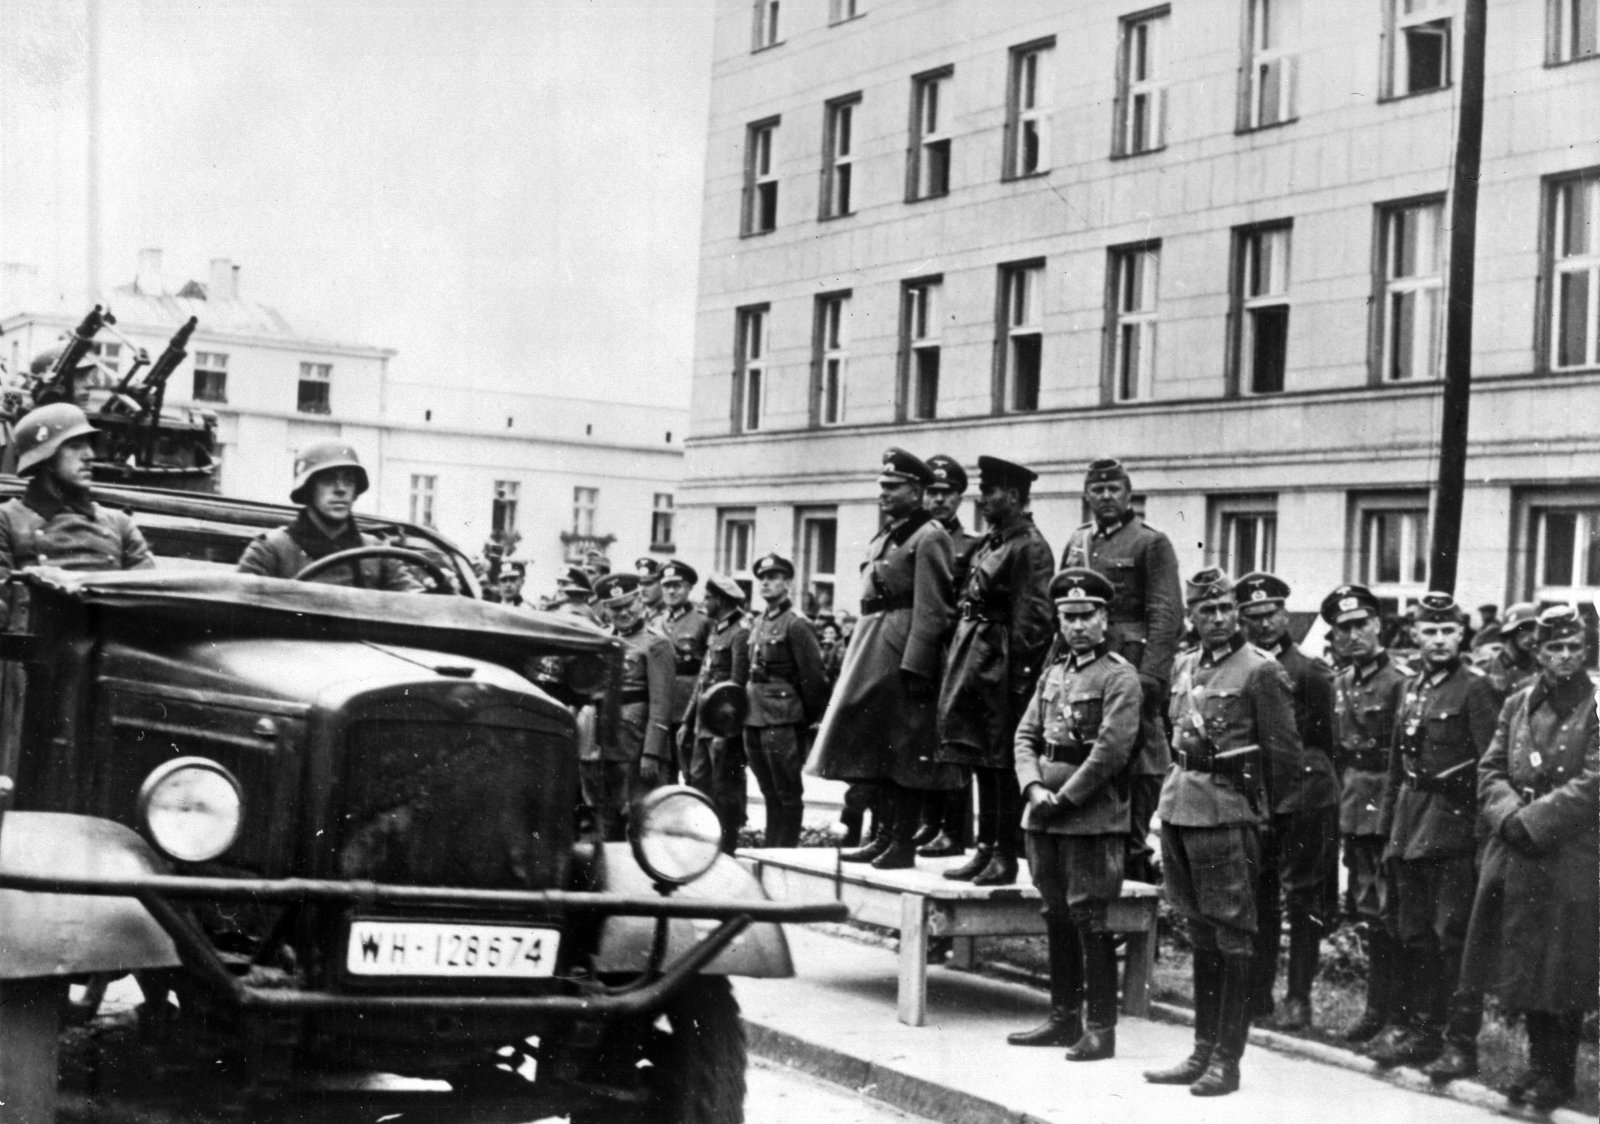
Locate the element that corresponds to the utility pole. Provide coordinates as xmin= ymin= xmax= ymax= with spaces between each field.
xmin=1428 ymin=0 xmax=1487 ymax=595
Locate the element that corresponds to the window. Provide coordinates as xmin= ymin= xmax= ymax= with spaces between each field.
xmin=752 ymin=0 xmax=779 ymax=49
xmin=1352 ymin=493 xmax=1430 ymax=604
xmin=1241 ymin=0 xmax=1300 ymax=128
xmin=409 ymin=474 xmax=436 ymax=528
xmin=733 ymin=305 xmax=769 ymax=434
xmin=1384 ymin=0 xmax=1454 ymax=98
xmin=1005 ymin=39 xmax=1054 ymax=179
xmin=297 ymin=361 xmax=331 ymax=414
xmin=84 ymin=340 xmax=121 ymax=386
xmin=907 ymin=67 xmax=952 ymax=201
xmin=571 ymin=486 xmax=597 ymax=537
xmin=192 ymin=351 xmax=228 ymax=403
xmin=813 ymin=293 xmax=850 ymax=426
xmin=718 ymin=508 xmax=756 ymax=577
xmin=798 ymin=509 xmax=838 ymax=616
xmin=900 ymin=278 xmax=942 ymax=421
xmin=829 ymin=0 xmax=861 ymax=24
xmin=1211 ymin=494 xmax=1278 ymax=576
xmin=1115 ymin=8 xmax=1169 ymax=156
xmin=1232 ymin=223 xmax=1292 ymax=394
xmin=1549 ymin=0 xmax=1598 ymax=63
xmin=997 ymin=261 xmax=1044 ymax=412
xmin=651 ymin=493 xmax=675 ymax=550
xmin=1107 ymin=241 xmax=1160 ymax=402
xmin=1547 ymin=169 xmax=1600 ymax=370
xmin=1376 ymin=197 xmax=1446 ymax=382
xmin=493 ymin=480 xmax=521 ymax=542
xmin=1514 ymin=488 xmax=1600 ymax=664
xmin=821 ymin=95 xmax=860 ymax=220
xmin=742 ymin=118 xmax=779 ymax=235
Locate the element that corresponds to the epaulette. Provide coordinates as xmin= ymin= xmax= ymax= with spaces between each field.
xmin=1245 ymin=642 xmax=1273 ymax=658
xmin=1106 ymin=651 xmax=1132 ymax=666
xmin=1465 ymin=664 xmax=1486 ymax=677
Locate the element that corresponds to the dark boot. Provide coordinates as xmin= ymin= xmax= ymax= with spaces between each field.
xmin=973 ymin=804 xmax=1020 ymax=886
xmin=1146 ymin=950 xmax=1221 ymax=1083
xmin=1190 ymin=954 xmax=1251 ymax=1097
xmin=1510 ymin=1012 xmax=1556 ymax=1105
xmin=838 ymin=804 xmax=863 ymax=848
xmin=1008 ymin=918 xmax=1084 ymax=1046
xmin=971 ymin=845 xmax=1018 ymax=886
xmin=1344 ymin=928 xmax=1397 ymax=1043
xmin=917 ymin=829 xmax=963 ymax=857
xmin=1275 ymin=915 xmax=1320 ymax=1030
xmin=1375 ymin=947 xmax=1444 ymax=1069
xmin=1424 ymin=957 xmax=1480 ymax=1082
xmin=1248 ymin=863 xmax=1281 ymax=1024
xmin=943 ymin=843 xmax=993 ymax=881
xmin=1065 ymin=933 xmax=1118 ymax=1062
xmin=910 ymin=790 xmax=940 ymax=848
xmin=840 ymin=806 xmax=892 ymax=862
xmin=762 ymin=803 xmax=782 ymax=848
xmin=1523 ymin=1011 xmax=1582 ymax=1111
xmin=776 ymin=804 xmax=805 ymax=849
xmin=1421 ymin=1041 xmax=1477 ymax=1084
xmin=872 ymin=787 xmax=922 ymax=870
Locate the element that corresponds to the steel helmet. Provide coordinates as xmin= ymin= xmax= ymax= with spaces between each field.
xmin=13 ymin=402 xmax=99 ymax=475
xmin=290 ymin=441 xmax=369 ymax=504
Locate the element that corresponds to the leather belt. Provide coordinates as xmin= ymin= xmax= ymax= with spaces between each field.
xmin=619 ymin=689 xmax=649 ymax=705
xmin=861 ymin=594 xmax=913 ymax=615
xmin=959 ymin=602 xmax=1007 ymax=623
xmin=1044 ymin=741 xmax=1089 ymax=766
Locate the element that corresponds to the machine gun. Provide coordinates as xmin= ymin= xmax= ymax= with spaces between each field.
xmin=91 ymin=315 xmax=216 ymax=492
xmin=32 ymin=305 xmax=114 ymax=406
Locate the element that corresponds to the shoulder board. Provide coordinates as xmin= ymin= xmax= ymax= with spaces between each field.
xmin=1465 ymin=664 xmax=1486 ymax=677
xmin=1245 ymin=642 xmax=1273 ymax=658
xmin=1106 ymin=651 xmax=1132 ymax=666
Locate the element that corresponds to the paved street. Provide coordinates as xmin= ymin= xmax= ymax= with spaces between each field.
xmin=745 ymin=1057 xmax=939 ymax=1124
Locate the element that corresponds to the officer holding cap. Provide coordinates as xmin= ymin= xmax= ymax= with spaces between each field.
xmin=937 ymin=455 xmax=1055 ymax=886
xmin=745 ymin=553 xmax=828 ymax=848
xmin=1320 ymin=583 xmax=1411 ymax=1045
xmin=1368 ymin=592 xmax=1499 ymax=1073
xmin=810 ymin=448 xmax=956 ymax=868
xmin=1008 ymin=569 xmax=1140 ymax=1060
xmin=1060 ymin=457 xmax=1182 ymax=883
xmin=1145 ymin=569 xmax=1299 ymax=1097
xmin=1461 ymin=605 xmax=1598 ymax=1111
xmin=680 ymin=574 xmax=753 ymax=852
xmin=237 ymin=442 xmax=421 ymax=591
xmin=1235 ymin=572 xmax=1341 ymax=1031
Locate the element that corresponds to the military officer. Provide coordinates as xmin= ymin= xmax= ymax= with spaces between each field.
xmin=1008 ymin=569 xmax=1140 ymax=1059
xmin=916 ymin=453 xmax=984 ymax=858
xmin=1144 ymin=570 xmax=1300 ymax=1097
xmin=809 ymin=448 xmax=956 ymax=867
xmin=1481 ymin=601 xmax=1539 ymax=698
xmin=1059 ymin=458 xmax=1182 ymax=883
xmin=494 ymin=559 xmax=531 ymax=609
xmin=1367 ymin=592 xmax=1499 ymax=1072
xmin=657 ymin=560 xmax=711 ymax=784
xmin=937 ymin=456 xmax=1055 ymax=886
xmin=587 ymin=573 xmax=676 ymax=841
xmin=551 ymin=565 xmax=599 ymax=623
xmin=1235 ymin=573 xmax=1342 ymax=1031
xmin=1461 ymin=605 xmax=1597 ymax=1112
xmin=635 ymin=556 xmax=667 ymax=628
xmin=680 ymin=574 xmax=752 ymax=852
xmin=1321 ymin=584 xmax=1410 ymax=1044
xmin=745 ymin=554 xmax=829 ymax=848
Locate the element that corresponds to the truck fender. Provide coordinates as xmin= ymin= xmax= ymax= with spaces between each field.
xmin=0 ymin=812 xmax=180 ymax=980
xmin=591 ymin=843 xmax=794 ymax=978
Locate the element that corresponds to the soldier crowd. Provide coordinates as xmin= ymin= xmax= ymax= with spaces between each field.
xmin=0 ymin=397 xmax=1591 ymax=1109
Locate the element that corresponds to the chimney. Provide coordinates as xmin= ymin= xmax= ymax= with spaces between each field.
xmin=208 ymin=257 xmax=237 ymax=300
xmin=136 ymin=248 xmax=163 ymax=295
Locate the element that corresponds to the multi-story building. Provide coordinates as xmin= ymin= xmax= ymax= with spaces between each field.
xmin=2 ymin=252 xmax=685 ymax=594
xmin=681 ymin=0 xmax=1600 ymax=630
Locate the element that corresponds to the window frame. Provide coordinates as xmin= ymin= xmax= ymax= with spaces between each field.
xmin=409 ymin=474 xmax=437 ymax=529
xmin=742 ymin=117 xmax=781 ymax=236
xmin=820 ymin=93 xmax=862 ymax=221
xmin=296 ymin=361 xmax=332 ymax=415
xmin=811 ymin=291 xmax=851 ymax=428
xmin=1104 ymin=240 xmax=1161 ymax=404
xmin=1348 ymin=491 xmax=1432 ymax=606
xmin=1238 ymin=0 xmax=1300 ymax=131
xmin=1371 ymin=194 xmax=1448 ymax=384
xmin=898 ymin=275 xmax=943 ymax=422
xmin=571 ymin=486 xmax=598 ymax=538
xmin=1229 ymin=221 xmax=1293 ymax=396
xmin=1540 ymin=166 xmax=1600 ymax=373
xmin=492 ymin=479 xmax=522 ymax=542
xmin=906 ymin=65 xmax=954 ymax=203
xmin=732 ymin=303 xmax=770 ymax=435
xmin=1003 ymin=37 xmax=1055 ymax=180
xmin=994 ymin=259 xmax=1045 ymax=414
xmin=1113 ymin=6 xmax=1170 ymax=158
xmin=752 ymin=0 xmax=781 ymax=51
xmin=650 ymin=493 xmax=675 ymax=551
xmin=1547 ymin=0 xmax=1599 ymax=64
xmin=796 ymin=507 xmax=839 ymax=617
xmin=1381 ymin=0 xmax=1456 ymax=100
xmin=1209 ymin=492 xmax=1279 ymax=576
xmin=829 ymin=0 xmax=863 ymax=25
xmin=717 ymin=508 xmax=757 ymax=584
xmin=1513 ymin=489 xmax=1600 ymax=668
xmin=192 ymin=350 xmax=229 ymax=404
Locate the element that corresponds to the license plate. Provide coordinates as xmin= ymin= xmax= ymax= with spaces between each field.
xmin=346 ymin=921 xmax=560 ymax=978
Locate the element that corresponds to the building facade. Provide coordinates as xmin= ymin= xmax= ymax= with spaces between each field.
xmin=681 ymin=0 xmax=1600 ymax=628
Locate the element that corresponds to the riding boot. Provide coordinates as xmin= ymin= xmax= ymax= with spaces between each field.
xmin=1423 ymin=953 xmax=1480 ymax=1082
xmin=763 ymin=803 xmax=782 ymax=848
xmin=971 ymin=837 xmax=1019 ymax=886
xmin=942 ymin=842 xmax=993 ymax=881
xmin=777 ymin=804 xmax=806 ymax=849
xmin=1344 ymin=927 xmax=1396 ymax=1043
xmin=949 ymin=779 xmax=975 ymax=849
xmin=1276 ymin=915 xmax=1321 ymax=1030
xmin=973 ymin=777 xmax=1020 ymax=886
xmin=1064 ymin=932 xmax=1118 ymax=1061
xmin=840 ymin=792 xmax=893 ymax=863
xmin=838 ymin=803 xmax=863 ymax=848
xmin=1146 ymin=949 xmax=1220 ymax=1083
xmin=944 ymin=782 xmax=997 ymax=880
xmin=910 ymin=789 xmax=941 ymax=848
xmin=1190 ymin=954 xmax=1251 ymax=1096
xmin=872 ymin=786 xmax=921 ymax=869
xmin=1522 ymin=1011 xmax=1578 ymax=1112
xmin=1007 ymin=917 xmax=1084 ymax=1046
xmin=1377 ymin=948 xmax=1443 ymax=1068
xmin=1248 ymin=868 xmax=1281 ymax=1023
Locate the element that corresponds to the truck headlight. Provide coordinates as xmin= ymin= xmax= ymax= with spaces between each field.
xmin=138 ymin=757 xmax=243 ymax=862
xmin=629 ymin=785 xmax=722 ymax=886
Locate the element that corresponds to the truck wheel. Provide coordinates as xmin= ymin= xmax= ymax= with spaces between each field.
xmin=573 ymin=976 xmax=746 ymax=1124
xmin=0 ymin=977 xmax=64 ymax=1124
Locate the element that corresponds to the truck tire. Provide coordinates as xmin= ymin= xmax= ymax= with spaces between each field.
xmin=0 ymin=977 xmax=64 ymax=1124
xmin=573 ymin=976 xmax=746 ymax=1124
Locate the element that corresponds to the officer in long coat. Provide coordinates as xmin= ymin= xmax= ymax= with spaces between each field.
xmin=1321 ymin=584 xmax=1410 ymax=1044
xmin=1461 ymin=605 xmax=1597 ymax=1113
xmin=1236 ymin=573 xmax=1342 ymax=1031
xmin=809 ymin=448 xmax=956 ymax=867
xmin=1369 ymin=592 xmax=1499 ymax=1072
xmin=679 ymin=573 xmax=752 ymax=852
xmin=1059 ymin=458 xmax=1182 ymax=882
xmin=936 ymin=456 xmax=1054 ymax=885
xmin=1008 ymin=569 xmax=1139 ymax=1060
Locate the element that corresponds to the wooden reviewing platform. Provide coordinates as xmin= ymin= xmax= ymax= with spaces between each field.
xmin=739 ymin=847 xmax=1160 ymax=1027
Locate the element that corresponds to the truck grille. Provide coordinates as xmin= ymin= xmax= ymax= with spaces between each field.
xmin=337 ymin=716 xmax=571 ymax=890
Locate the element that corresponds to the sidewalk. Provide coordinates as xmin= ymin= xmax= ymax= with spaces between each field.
xmin=738 ymin=924 xmax=1590 ymax=1124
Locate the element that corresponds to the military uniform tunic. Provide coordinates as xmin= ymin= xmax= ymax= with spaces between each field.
xmin=1332 ymin=651 xmax=1410 ymax=924
xmin=659 ymin=603 xmax=712 ymax=727
xmin=746 ymin=598 xmax=828 ymax=843
xmin=683 ymin=608 xmax=751 ymax=849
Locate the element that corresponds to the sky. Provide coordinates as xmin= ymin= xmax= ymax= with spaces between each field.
xmin=89 ymin=0 xmax=716 ymax=405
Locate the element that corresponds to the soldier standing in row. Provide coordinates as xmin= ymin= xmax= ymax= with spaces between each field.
xmin=1235 ymin=573 xmax=1341 ymax=1031
xmin=1322 ymin=583 xmax=1411 ymax=1045
xmin=1060 ymin=458 xmax=1181 ymax=883
xmin=1008 ymin=569 xmax=1140 ymax=1059
xmin=635 ymin=557 xmax=666 ymax=629
xmin=1368 ymin=592 xmax=1499 ymax=1072
xmin=811 ymin=448 xmax=955 ymax=868
xmin=1481 ymin=601 xmax=1539 ymax=698
xmin=1462 ymin=605 xmax=1598 ymax=1112
xmin=1144 ymin=569 xmax=1299 ymax=1097
xmin=657 ymin=560 xmax=711 ymax=784
xmin=937 ymin=456 xmax=1055 ymax=886
xmin=680 ymin=574 xmax=752 ymax=852
xmin=745 ymin=554 xmax=829 ymax=848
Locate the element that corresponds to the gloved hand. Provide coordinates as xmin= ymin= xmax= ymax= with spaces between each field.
xmin=1499 ymin=812 xmax=1541 ymax=855
xmin=639 ymin=755 xmax=664 ymax=788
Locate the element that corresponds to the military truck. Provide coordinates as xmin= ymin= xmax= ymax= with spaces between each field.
xmin=0 ymin=478 xmax=842 ymax=1122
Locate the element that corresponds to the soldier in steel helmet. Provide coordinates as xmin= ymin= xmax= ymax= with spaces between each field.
xmin=237 ymin=442 xmax=421 ymax=591
xmin=1481 ymin=602 xmax=1540 ymax=698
